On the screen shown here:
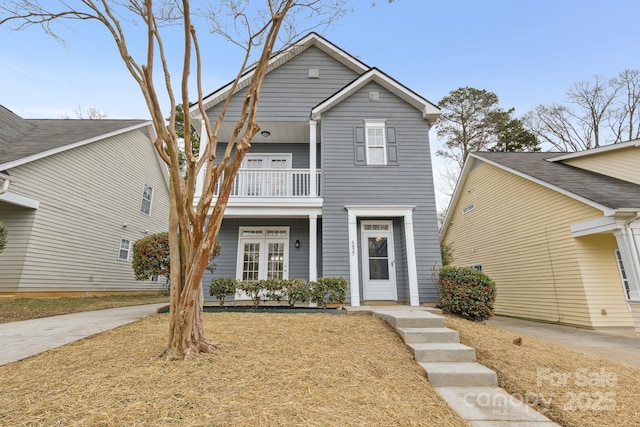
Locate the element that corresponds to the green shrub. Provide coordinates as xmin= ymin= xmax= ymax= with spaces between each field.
xmin=237 ymin=281 xmax=266 ymax=308
xmin=310 ymin=277 xmax=347 ymax=309
xmin=281 ymin=279 xmax=310 ymax=307
xmin=132 ymin=232 xmax=170 ymax=280
xmin=0 ymin=221 xmax=6 ymax=254
xmin=262 ymin=278 xmax=285 ymax=302
xmin=209 ymin=278 xmax=237 ymax=307
xmin=437 ymin=266 xmax=496 ymax=322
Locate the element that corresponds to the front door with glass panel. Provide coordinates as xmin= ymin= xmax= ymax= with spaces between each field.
xmin=236 ymin=227 xmax=289 ymax=300
xmin=361 ymin=221 xmax=397 ymax=300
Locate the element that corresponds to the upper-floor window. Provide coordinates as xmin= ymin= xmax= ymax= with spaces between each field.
xmin=354 ymin=120 xmax=398 ymax=166
xmin=365 ymin=120 xmax=387 ymax=165
xmin=140 ymin=184 xmax=153 ymax=215
xmin=118 ymin=238 xmax=132 ymax=261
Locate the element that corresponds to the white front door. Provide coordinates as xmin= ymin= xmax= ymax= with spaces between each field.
xmin=361 ymin=221 xmax=397 ymax=301
xmin=236 ymin=227 xmax=289 ymax=300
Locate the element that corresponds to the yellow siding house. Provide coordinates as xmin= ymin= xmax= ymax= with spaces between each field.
xmin=441 ymin=140 xmax=640 ymax=335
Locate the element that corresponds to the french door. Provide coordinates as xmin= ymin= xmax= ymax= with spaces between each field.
xmin=236 ymin=227 xmax=289 ymax=300
xmin=242 ymin=154 xmax=291 ymax=196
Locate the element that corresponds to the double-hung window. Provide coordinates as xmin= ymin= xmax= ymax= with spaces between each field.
xmin=140 ymin=184 xmax=153 ymax=215
xmin=118 ymin=238 xmax=132 ymax=261
xmin=365 ymin=120 xmax=387 ymax=165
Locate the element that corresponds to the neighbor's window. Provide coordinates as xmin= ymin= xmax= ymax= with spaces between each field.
xmin=140 ymin=184 xmax=153 ymax=215
xmin=365 ymin=120 xmax=386 ymax=165
xmin=118 ymin=238 xmax=132 ymax=261
xmin=615 ymin=249 xmax=631 ymax=299
xmin=469 ymin=264 xmax=483 ymax=272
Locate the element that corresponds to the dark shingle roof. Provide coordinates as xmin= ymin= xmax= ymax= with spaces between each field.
xmin=473 ymin=151 xmax=640 ymax=210
xmin=0 ymin=106 xmax=147 ymax=167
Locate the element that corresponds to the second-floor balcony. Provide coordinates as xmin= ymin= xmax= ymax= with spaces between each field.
xmin=214 ymin=169 xmax=322 ymax=198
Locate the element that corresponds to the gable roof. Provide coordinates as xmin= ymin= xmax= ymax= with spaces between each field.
xmin=311 ymin=67 xmax=440 ymax=124
xmin=0 ymin=106 xmax=150 ymax=170
xmin=441 ymin=151 xmax=640 ymax=235
xmin=192 ymin=32 xmax=370 ymax=117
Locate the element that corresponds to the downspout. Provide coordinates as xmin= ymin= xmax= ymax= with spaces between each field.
xmin=624 ymin=213 xmax=640 ymax=301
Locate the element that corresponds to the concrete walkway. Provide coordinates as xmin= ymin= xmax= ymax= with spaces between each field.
xmin=487 ymin=316 xmax=640 ymax=369
xmin=0 ymin=303 xmax=166 ymax=366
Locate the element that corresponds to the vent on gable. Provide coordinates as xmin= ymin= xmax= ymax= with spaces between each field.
xmin=308 ymin=68 xmax=320 ymax=79
xmin=462 ymin=204 xmax=475 ymax=214
xmin=369 ymin=91 xmax=380 ymax=101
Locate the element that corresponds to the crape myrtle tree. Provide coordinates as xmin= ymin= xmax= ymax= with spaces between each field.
xmin=0 ymin=0 xmax=346 ymax=360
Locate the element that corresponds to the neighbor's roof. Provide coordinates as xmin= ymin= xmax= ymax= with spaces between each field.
xmin=0 ymin=105 xmax=150 ymax=170
xmin=441 ymin=150 xmax=640 ymax=236
xmin=472 ymin=151 xmax=640 ymax=210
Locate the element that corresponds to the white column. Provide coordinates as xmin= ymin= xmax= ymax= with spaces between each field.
xmin=348 ymin=211 xmax=360 ymax=306
xmin=404 ymin=211 xmax=420 ymax=307
xmin=194 ymin=120 xmax=208 ymax=200
xmin=309 ymin=213 xmax=318 ymax=282
xmin=309 ymin=120 xmax=317 ymax=197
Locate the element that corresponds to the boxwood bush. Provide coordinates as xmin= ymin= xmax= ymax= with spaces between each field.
xmin=209 ymin=278 xmax=238 ymax=307
xmin=437 ymin=266 xmax=496 ymax=322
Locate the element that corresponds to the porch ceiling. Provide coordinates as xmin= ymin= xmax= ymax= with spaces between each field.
xmin=217 ymin=121 xmax=310 ymax=144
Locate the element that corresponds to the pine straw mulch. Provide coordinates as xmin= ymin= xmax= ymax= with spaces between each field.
xmin=0 ymin=313 xmax=466 ymax=427
xmin=445 ymin=314 xmax=640 ymax=427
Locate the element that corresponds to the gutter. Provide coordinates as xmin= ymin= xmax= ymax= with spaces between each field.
xmin=0 ymin=173 xmax=12 ymax=194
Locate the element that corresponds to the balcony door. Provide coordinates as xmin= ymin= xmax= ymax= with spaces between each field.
xmin=242 ymin=154 xmax=291 ymax=197
xmin=235 ymin=227 xmax=289 ymax=300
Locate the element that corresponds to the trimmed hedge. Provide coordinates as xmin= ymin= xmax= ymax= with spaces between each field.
xmin=213 ymin=277 xmax=347 ymax=309
xmin=0 ymin=221 xmax=6 ymax=254
xmin=438 ymin=266 xmax=496 ymax=322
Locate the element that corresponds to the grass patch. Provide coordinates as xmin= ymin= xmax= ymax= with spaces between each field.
xmin=0 ymin=313 xmax=466 ymax=426
xmin=0 ymin=293 xmax=168 ymax=323
xmin=445 ymin=314 xmax=640 ymax=427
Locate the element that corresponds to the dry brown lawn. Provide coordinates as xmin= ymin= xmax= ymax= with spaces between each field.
xmin=0 ymin=294 xmax=169 ymax=323
xmin=445 ymin=314 xmax=640 ymax=427
xmin=0 ymin=313 xmax=466 ymax=427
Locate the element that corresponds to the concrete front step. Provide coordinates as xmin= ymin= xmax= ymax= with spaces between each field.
xmin=420 ymin=362 xmax=498 ymax=387
xmin=397 ymin=327 xmax=460 ymax=343
xmin=374 ymin=310 xmax=446 ymax=329
xmin=409 ymin=342 xmax=477 ymax=362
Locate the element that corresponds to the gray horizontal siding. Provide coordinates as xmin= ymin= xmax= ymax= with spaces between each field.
xmin=0 ymin=129 xmax=170 ymax=293
xmin=321 ymin=82 xmax=441 ymax=303
xmin=207 ymin=46 xmax=359 ymax=122
xmin=0 ymin=203 xmax=35 ymax=292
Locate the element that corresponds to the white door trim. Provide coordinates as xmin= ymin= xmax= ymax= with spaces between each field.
xmin=361 ymin=220 xmax=397 ymax=301
xmin=346 ymin=205 xmax=419 ymax=307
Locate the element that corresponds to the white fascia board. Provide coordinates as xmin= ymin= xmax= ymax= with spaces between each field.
xmin=547 ymin=139 xmax=640 ymax=162
xmin=473 ymin=153 xmax=614 ymax=215
xmin=0 ymin=121 xmax=153 ymax=171
xmin=440 ymin=155 xmax=475 ymax=238
xmin=311 ymin=69 xmax=440 ymax=124
xmin=0 ymin=191 xmax=39 ymax=209
xmin=570 ymin=216 xmax=620 ymax=237
xmin=194 ymin=33 xmax=369 ymax=117
xmin=220 ymin=205 xmax=323 ymax=218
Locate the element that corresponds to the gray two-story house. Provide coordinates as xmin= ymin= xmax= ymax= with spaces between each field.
xmin=193 ymin=33 xmax=441 ymax=306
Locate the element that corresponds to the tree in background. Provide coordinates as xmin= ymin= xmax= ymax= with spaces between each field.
xmin=436 ymin=87 xmax=538 ymax=168
xmin=1 ymin=0 xmax=346 ymax=360
xmin=524 ymin=69 xmax=640 ymax=151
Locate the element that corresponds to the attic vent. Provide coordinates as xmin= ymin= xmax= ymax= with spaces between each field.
xmin=308 ymin=68 xmax=320 ymax=79
xmin=369 ymin=91 xmax=380 ymax=101
xmin=462 ymin=204 xmax=475 ymax=214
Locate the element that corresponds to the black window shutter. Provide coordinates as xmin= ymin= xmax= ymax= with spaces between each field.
xmin=386 ymin=127 xmax=398 ymax=165
xmin=354 ymin=126 xmax=366 ymax=165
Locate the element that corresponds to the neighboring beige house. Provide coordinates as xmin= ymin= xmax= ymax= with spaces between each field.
xmin=441 ymin=140 xmax=640 ymax=335
xmin=0 ymin=105 xmax=170 ymax=296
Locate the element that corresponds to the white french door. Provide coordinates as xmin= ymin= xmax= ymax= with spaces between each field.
xmin=236 ymin=227 xmax=289 ymax=300
xmin=361 ymin=221 xmax=397 ymax=301
xmin=242 ymin=154 xmax=291 ymax=197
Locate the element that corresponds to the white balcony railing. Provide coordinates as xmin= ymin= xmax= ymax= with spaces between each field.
xmin=214 ymin=169 xmax=321 ymax=197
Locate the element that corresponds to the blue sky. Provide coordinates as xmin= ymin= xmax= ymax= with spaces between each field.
xmin=2 ymin=0 xmax=639 ymax=207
